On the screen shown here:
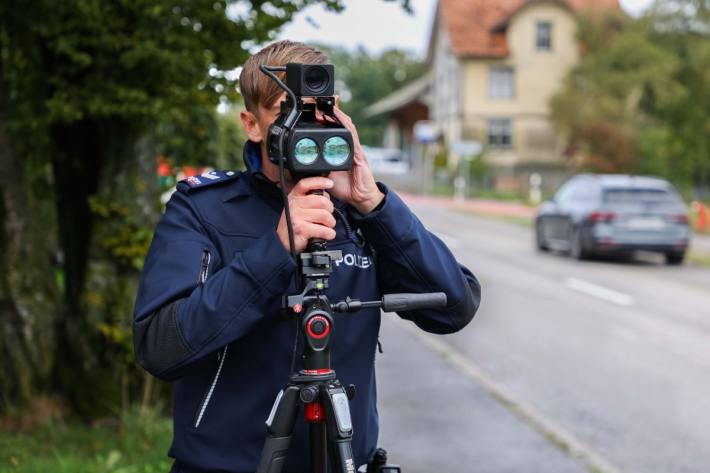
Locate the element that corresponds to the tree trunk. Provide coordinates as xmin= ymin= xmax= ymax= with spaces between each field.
xmin=49 ymin=119 xmax=161 ymax=420
xmin=0 ymin=55 xmax=59 ymax=416
xmin=49 ymin=119 xmax=105 ymax=420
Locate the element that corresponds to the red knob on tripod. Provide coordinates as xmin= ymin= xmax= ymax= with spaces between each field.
xmin=305 ymin=402 xmax=325 ymax=423
xmin=307 ymin=315 xmax=330 ymax=339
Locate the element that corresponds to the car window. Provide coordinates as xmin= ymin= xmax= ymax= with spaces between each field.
xmin=603 ymin=188 xmax=680 ymax=205
xmin=555 ymin=181 xmax=576 ymax=204
xmin=572 ymin=181 xmax=599 ymax=202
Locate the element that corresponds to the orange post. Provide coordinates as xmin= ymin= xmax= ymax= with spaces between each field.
xmin=692 ymin=201 xmax=708 ymax=232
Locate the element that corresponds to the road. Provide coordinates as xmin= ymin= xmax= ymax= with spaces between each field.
xmin=374 ymin=199 xmax=710 ymax=473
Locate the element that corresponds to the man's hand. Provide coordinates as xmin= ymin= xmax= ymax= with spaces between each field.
xmin=325 ymin=100 xmax=385 ymax=215
xmin=277 ymin=176 xmax=337 ymax=254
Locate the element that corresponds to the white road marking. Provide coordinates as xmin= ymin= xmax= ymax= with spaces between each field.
xmin=565 ymin=277 xmax=634 ymax=307
xmin=434 ymin=231 xmax=461 ymax=249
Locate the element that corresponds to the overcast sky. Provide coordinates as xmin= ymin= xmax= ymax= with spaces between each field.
xmin=277 ymin=0 xmax=655 ymax=57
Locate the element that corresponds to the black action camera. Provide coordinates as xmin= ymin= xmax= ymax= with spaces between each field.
xmin=260 ymin=63 xmax=354 ymax=176
xmin=286 ymin=63 xmax=335 ymax=96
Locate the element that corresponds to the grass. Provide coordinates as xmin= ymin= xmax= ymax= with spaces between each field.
xmin=687 ymin=251 xmax=710 ymax=267
xmin=0 ymin=408 xmax=173 ymax=473
xmin=473 ymin=212 xmax=534 ymax=228
xmin=431 ymin=183 xmax=529 ymax=202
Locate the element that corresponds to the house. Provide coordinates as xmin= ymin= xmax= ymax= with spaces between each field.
xmin=363 ymin=73 xmax=430 ymax=153
xmin=368 ymin=0 xmax=620 ymax=192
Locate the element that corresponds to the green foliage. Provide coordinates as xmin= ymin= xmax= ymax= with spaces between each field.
xmin=154 ymin=106 xmax=246 ymax=169
xmin=467 ymin=155 xmax=490 ymax=189
xmin=551 ymin=1 xmax=710 ymax=190
xmin=316 ymin=44 xmax=425 ymax=146
xmin=2 ymin=0 xmax=353 ymax=129
xmin=434 ymin=146 xmax=449 ymax=170
xmin=155 ymin=107 xmax=222 ymax=167
xmin=216 ymin=111 xmax=247 ymax=170
xmin=0 ymin=406 xmax=172 ymax=473
xmin=89 ymin=197 xmax=154 ymax=271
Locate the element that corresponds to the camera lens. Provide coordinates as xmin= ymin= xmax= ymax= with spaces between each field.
xmin=323 ymin=137 xmax=350 ymax=166
xmin=294 ymin=138 xmax=319 ymax=165
xmin=304 ymin=66 xmax=330 ymax=95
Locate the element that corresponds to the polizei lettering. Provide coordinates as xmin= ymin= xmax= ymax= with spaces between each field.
xmin=333 ymin=253 xmax=372 ymax=269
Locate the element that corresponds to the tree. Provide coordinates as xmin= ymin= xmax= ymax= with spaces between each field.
xmin=0 ymin=0 xmax=411 ymax=420
xmin=643 ymin=0 xmax=710 ymax=190
xmin=551 ymin=12 xmax=683 ymax=172
xmin=551 ymin=2 xmax=710 ymax=192
xmin=154 ymin=105 xmax=247 ymax=171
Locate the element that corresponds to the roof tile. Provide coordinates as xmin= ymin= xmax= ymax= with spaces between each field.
xmin=438 ymin=0 xmax=620 ymax=58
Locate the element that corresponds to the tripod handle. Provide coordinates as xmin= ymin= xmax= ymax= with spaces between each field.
xmin=331 ymin=292 xmax=447 ymax=313
xmin=382 ymin=292 xmax=447 ymax=312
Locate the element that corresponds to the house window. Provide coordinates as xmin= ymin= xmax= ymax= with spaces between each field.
xmin=536 ymin=21 xmax=553 ymax=51
xmin=488 ymin=67 xmax=514 ymax=99
xmin=488 ymin=119 xmax=513 ymax=149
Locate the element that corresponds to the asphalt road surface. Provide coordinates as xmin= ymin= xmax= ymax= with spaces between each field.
xmin=374 ymin=199 xmax=710 ymax=473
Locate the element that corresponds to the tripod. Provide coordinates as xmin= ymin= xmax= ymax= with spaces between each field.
xmin=255 ymin=237 xmax=447 ymax=473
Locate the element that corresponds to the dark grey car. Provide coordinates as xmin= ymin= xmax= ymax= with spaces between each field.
xmin=535 ymin=174 xmax=690 ymax=264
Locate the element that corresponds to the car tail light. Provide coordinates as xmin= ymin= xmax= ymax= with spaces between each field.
xmin=590 ymin=211 xmax=616 ymax=223
xmin=672 ymin=214 xmax=689 ymax=224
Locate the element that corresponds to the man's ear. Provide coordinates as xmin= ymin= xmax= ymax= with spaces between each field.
xmin=240 ymin=110 xmax=263 ymax=142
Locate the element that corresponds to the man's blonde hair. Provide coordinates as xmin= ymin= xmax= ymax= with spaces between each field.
xmin=240 ymin=40 xmax=329 ymax=113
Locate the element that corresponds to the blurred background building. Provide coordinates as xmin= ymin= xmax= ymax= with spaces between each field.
xmin=368 ymin=0 xmax=622 ymax=193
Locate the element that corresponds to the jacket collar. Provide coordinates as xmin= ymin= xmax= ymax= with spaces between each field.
xmin=221 ymin=141 xmax=282 ymax=205
xmin=243 ymin=140 xmax=262 ymax=174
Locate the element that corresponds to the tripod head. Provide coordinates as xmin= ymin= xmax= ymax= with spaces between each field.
xmin=283 ymin=246 xmax=447 ymax=372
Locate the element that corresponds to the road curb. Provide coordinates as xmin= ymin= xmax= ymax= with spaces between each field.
xmin=397 ymin=320 xmax=624 ymax=473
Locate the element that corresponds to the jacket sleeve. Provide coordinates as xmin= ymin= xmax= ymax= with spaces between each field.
xmin=132 ymin=190 xmax=296 ymax=381
xmin=349 ymin=184 xmax=481 ymax=334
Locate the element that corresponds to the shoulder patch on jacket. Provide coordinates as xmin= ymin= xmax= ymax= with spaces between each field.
xmin=177 ymin=171 xmax=240 ymax=193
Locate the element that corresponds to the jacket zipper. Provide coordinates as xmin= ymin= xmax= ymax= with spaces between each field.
xmin=198 ymin=249 xmax=210 ymax=284
xmin=194 ymin=344 xmax=228 ymax=428
xmin=193 ymin=249 xmax=229 ymax=428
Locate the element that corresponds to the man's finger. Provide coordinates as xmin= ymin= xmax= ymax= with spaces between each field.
xmin=293 ymin=177 xmax=334 ymax=195
xmin=303 ymin=223 xmax=337 ymax=241
xmin=299 ymin=194 xmax=334 ymax=213
xmin=303 ymin=209 xmax=336 ymax=228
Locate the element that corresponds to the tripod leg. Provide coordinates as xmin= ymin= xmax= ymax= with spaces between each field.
xmin=310 ymin=421 xmax=328 ymax=473
xmin=321 ymin=383 xmax=356 ymax=473
xmin=331 ymin=440 xmax=355 ymax=473
xmin=256 ymin=385 xmax=300 ymax=473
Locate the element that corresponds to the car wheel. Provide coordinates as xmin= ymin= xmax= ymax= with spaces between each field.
xmin=665 ymin=251 xmax=685 ymax=265
xmin=569 ymin=227 xmax=589 ymax=261
xmin=535 ymin=222 xmax=549 ymax=252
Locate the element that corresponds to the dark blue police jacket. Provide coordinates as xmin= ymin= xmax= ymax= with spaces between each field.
xmin=133 ymin=141 xmax=481 ymax=473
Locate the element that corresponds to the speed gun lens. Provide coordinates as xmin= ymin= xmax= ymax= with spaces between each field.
xmin=294 ymin=138 xmax=318 ymax=165
xmin=323 ymin=136 xmax=350 ymax=166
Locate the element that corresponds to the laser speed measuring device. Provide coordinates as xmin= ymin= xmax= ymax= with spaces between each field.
xmin=260 ymin=63 xmax=354 ymax=177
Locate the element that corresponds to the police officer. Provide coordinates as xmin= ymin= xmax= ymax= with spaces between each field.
xmin=133 ymin=40 xmax=481 ymax=473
